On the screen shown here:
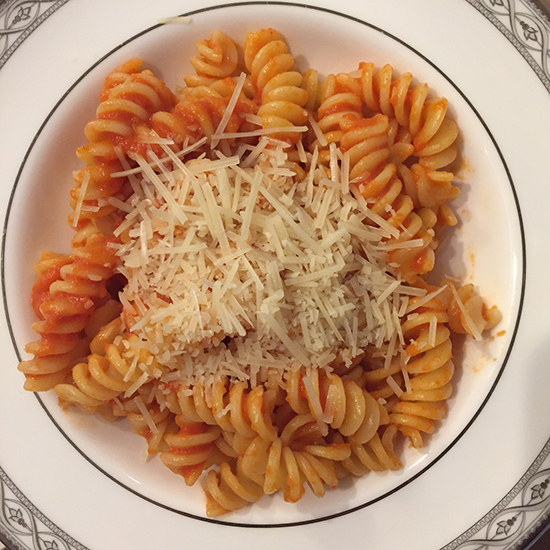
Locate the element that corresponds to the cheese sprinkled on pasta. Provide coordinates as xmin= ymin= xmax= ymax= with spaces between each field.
xmin=112 ymin=141 xmax=426 ymax=387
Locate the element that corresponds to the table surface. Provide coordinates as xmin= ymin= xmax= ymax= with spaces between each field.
xmin=529 ymin=521 xmax=550 ymax=550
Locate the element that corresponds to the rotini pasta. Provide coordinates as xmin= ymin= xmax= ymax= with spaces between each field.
xmin=151 ymin=93 xmax=257 ymax=146
xmin=161 ymin=418 xmax=221 ymax=485
xmin=310 ymin=72 xmax=364 ymax=163
xmin=244 ymin=28 xmax=309 ymax=143
xmin=358 ymin=62 xmax=459 ymax=170
xmin=18 ymin=252 xmax=92 ymax=391
xmin=18 ymin=27 xmax=502 ymax=518
xmin=189 ymin=30 xmax=239 ymax=81
xmin=175 ymin=379 xmax=279 ymax=441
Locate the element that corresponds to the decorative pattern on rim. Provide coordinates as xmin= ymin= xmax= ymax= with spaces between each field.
xmin=0 ymin=0 xmax=69 ymax=72
xmin=0 ymin=467 xmax=87 ymax=550
xmin=466 ymin=0 xmax=550 ymax=92
xmin=444 ymin=439 xmax=550 ymax=549
xmin=0 ymin=0 xmax=549 ymax=548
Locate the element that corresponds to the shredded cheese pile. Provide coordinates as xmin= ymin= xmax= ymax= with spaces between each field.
xmin=109 ymin=138 xmax=427 ymax=387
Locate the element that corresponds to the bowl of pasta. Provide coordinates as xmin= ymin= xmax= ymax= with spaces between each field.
xmin=1 ymin=0 xmax=525 ymax=539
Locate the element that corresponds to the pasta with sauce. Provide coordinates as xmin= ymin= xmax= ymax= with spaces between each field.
xmin=18 ymin=27 xmax=502 ymax=517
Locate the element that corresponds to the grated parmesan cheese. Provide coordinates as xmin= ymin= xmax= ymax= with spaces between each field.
xmin=133 ymin=396 xmax=159 ymax=435
xmin=450 ymin=283 xmax=482 ymax=341
xmin=309 ymin=114 xmax=328 ymax=147
xmin=72 ymin=170 xmax=91 ymax=228
xmin=211 ymin=126 xmax=308 ymax=141
xmin=113 ymin=141 xmax=425 ymax=386
xmin=406 ymin=284 xmax=448 ymax=314
xmin=401 ymin=365 xmax=412 ymax=394
xmin=158 ymin=15 xmax=191 ymax=24
xmin=386 ymin=375 xmax=404 ymax=397
xmin=210 ymin=72 xmax=247 ymax=149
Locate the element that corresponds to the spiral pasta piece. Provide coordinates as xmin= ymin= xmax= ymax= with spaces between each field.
xmin=125 ymin=401 xmax=175 ymax=454
xmin=54 ymin=345 xmax=133 ymax=411
xmin=74 ymin=59 xmax=141 ymax=166
xmin=179 ymin=75 xmax=257 ymax=101
xmin=181 ymin=31 xmax=257 ymax=102
xmin=82 ymin=62 xmax=176 ymax=154
xmin=175 ymin=379 xmax=278 ymax=442
xmin=398 ymin=163 xmax=459 ymax=210
xmin=244 ymin=28 xmax=308 ymax=143
xmin=189 ymin=30 xmax=239 ymax=80
xmin=195 ymin=410 xmax=349 ymax=516
xmin=389 ymin=293 xmax=455 ymax=446
xmin=160 ymin=417 xmax=221 ymax=486
xmin=338 ymin=114 xmax=391 ymax=180
xmin=310 ymin=72 xmax=363 ymax=163
xmin=18 ymin=253 xmax=94 ymax=391
xmin=444 ymin=281 xmax=503 ymax=339
xmin=86 ymin=300 xmax=123 ymax=354
xmin=209 ymin=435 xmax=341 ymax=514
xmin=204 ymin=458 xmax=266 ymax=517
xmin=54 ymin=330 xmax=167 ymax=417
xmin=19 ymin=251 xmax=122 ymax=393
xmin=335 ymin=424 xmax=402 ymax=475
xmin=339 ymin=114 xmax=451 ymax=269
xmin=284 ymin=369 xmax=386 ymax=444
xmin=151 ymin=93 xmax=257 ymax=147
xmin=351 ymin=158 xmax=436 ymax=282
xmin=77 ymin=59 xmax=175 ymax=168
xmin=301 ymin=68 xmax=321 ymax=112
xmin=358 ymin=62 xmax=459 ymax=170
